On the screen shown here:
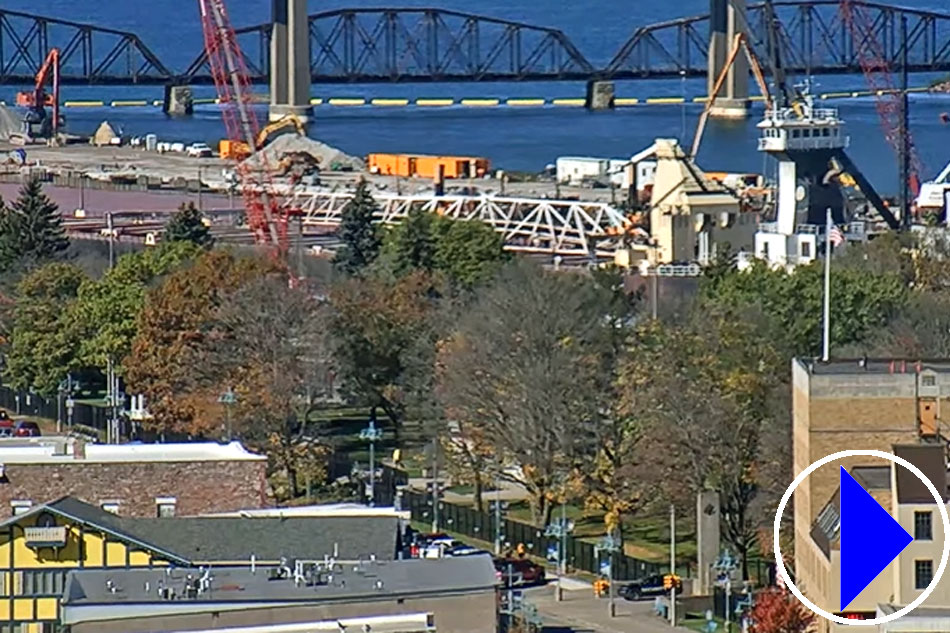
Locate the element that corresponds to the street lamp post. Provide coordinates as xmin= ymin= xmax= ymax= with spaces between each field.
xmin=359 ymin=412 xmax=384 ymax=506
xmin=715 ymin=551 xmax=738 ymax=633
xmin=597 ymin=532 xmax=621 ymax=617
xmin=218 ymin=388 xmax=237 ymax=440
xmin=544 ymin=507 xmax=574 ymax=602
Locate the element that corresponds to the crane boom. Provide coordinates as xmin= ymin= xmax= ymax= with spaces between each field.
xmin=198 ymin=0 xmax=287 ymax=252
xmin=840 ymin=0 xmax=922 ymax=202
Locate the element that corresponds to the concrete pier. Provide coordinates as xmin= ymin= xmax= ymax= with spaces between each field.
xmin=707 ymin=0 xmax=749 ymax=118
xmin=269 ymin=0 xmax=313 ymax=124
xmin=163 ymin=85 xmax=194 ymax=116
xmin=585 ymin=80 xmax=615 ymax=110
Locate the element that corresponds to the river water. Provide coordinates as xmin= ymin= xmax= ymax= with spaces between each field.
xmin=5 ymin=0 xmax=950 ymax=193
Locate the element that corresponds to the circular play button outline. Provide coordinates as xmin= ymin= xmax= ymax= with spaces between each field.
xmin=773 ymin=449 xmax=950 ymax=626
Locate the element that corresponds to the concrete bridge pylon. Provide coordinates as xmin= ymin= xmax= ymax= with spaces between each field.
xmin=269 ymin=0 xmax=313 ymax=124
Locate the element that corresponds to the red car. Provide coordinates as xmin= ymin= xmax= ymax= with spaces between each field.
xmin=13 ymin=422 xmax=40 ymax=437
xmin=493 ymin=557 xmax=546 ymax=586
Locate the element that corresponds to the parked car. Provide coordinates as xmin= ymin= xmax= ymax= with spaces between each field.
xmin=13 ymin=421 xmax=40 ymax=437
xmin=0 ymin=418 xmax=13 ymax=438
xmin=619 ymin=574 xmax=682 ymax=601
xmin=444 ymin=543 xmax=489 ymax=557
xmin=493 ymin=557 xmax=546 ymax=586
xmin=186 ymin=142 xmax=213 ymax=158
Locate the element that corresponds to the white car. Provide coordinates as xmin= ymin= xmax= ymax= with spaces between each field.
xmin=186 ymin=142 xmax=213 ymax=158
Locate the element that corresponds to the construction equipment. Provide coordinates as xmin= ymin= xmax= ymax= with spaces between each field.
xmin=276 ymin=151 xmax=321 ymax=183
xmin=198 ymin=0 xmax=289 ymax=254
xmin=841 ymin=0 xmax=922 ymax=220
xmin=691 ymin=32 xmax=771 ymax=159
xmin=15 ymin=48 xmax=61 ymax=143
xmin=218 ymin=113 xmax=306 ymax=160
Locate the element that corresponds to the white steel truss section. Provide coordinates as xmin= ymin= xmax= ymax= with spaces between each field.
xmin=287 ymin=189 xmax=640 ymax=258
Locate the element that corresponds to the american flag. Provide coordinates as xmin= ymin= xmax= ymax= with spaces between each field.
xmin=829 ymin=224 xmax=845 ymax=247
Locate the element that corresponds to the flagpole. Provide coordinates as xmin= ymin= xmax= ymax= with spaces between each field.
xmin=822 ymin=207 xmax=832 ymax=362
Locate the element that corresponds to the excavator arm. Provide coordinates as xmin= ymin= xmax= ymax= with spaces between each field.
xmin=691 ymin=33 xmax=772 ymax=160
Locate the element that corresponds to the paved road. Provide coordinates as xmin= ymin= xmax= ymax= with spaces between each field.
xmin=524 ymin=582 xmax=692 ymax=633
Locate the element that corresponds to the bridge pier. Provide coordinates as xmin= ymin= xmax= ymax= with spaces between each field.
xmin=707 ymin=0 xmax=749 ymax=118
xmin=586 ymin=80 xmax=615 ymax=110
xmin=269 ymin=0 xmax=313 ymax=124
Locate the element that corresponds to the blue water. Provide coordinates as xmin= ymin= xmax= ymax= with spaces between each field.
xmin=4 ymin=0 xmax=950 ymax=192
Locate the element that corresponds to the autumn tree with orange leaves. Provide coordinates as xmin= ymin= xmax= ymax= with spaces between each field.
xmin=748 ymin=588 xmax=814 ymax=633
xmin=124 ymin=249 xmax=275 ymax=437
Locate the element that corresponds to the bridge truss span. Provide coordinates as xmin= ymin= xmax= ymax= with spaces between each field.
xmin=288 ymin=190 xmax=638 ymax=259
xmin=0 ymin=8 xmax=171 ymax=85
xmin=604 ymin=1 xmax=950 ymax=79
xmin=184 ymin=8 xmax=596 ymax=85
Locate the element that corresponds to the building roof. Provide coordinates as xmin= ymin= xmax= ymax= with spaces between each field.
xmin=0 ymin=439 xmax=266 ymax=463
xmin=1 ymin=497 xmax=401 ymax=564
xmin=894 ymin=444 xmax=948 ymax=504
xmin=63 ymin=557 xmax=496 ymax=607
xmin=199 ymin=504 xmax=410 ymax=520
xmin=851 ymin=466 xmax=891 ymax=490
xmin=797 ymin=358 xmax=950 ymax=376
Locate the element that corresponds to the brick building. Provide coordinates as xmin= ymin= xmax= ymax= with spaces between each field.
xmin=0 ymin=438 xmax=271 ymax=518
xmin=792 ymin=358 xmax=950 ymax=631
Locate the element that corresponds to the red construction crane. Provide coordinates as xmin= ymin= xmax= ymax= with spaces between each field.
xmin=16 ymin=48 xmax=60 ymax=139
xmin=840 ymin=0 xmax=922 ymax=210
xmin=198 ymin=0 xmax=291 ymax=255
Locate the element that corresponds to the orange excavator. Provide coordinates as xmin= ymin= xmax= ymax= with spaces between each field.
xmin=15 ymin=48 xmax=61 ymax=143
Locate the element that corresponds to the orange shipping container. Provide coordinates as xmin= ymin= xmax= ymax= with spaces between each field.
xmin=368 ymin=153 xmax=490 ymax=179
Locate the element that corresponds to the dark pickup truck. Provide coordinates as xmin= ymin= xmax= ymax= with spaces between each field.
xmin=619 ymin=574 xmax=682 ymax=600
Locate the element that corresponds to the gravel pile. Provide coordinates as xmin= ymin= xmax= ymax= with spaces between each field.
xmin=0 ymin=105 xmax=22 ymax=140
xmin=244 ymin=133 xmax=364 ymax=171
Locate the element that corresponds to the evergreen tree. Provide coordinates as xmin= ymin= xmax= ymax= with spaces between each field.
xmin=382 ymin=209 xmax=437 ymax=275
xmin=164 ymin=202 xmax=214 ymax=248
xmin=334 ymin=179 xmax=381 ymax=275
xmin=0 ymin=178 xmax=69 ymax=271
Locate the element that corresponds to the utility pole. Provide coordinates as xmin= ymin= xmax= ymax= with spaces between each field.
xmin=598 ymin=532 xmax=620 ymax=618
xmin=79 ymin=172 xmax=86 ymax=211
xmin=670 ymin=504 xmax=677 ymax=627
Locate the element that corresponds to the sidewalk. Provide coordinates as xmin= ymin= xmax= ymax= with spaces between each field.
xmin=525 ymin=582 xmax=692 ymax=633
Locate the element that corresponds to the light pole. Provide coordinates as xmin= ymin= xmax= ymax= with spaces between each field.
xmin=670 ymin=503 xmax=677 ymax=626
xmin=493 ymin=497 xmax=508 ymax=555
xmin=715 ymin=550 xmax=738 ymax=633
xmin=218 ymin=388 xmax=237 ymax=440
xmin=359 ymin=412 xmax=384 ymax=506
xmin=544 ymin=506 xmax=574 ymax=602
xmin=598 ymin=532 xmax=621 ymax=617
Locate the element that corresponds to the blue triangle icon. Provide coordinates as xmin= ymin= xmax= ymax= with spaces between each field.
xmin=840 ymin=466 xmax=913 ymax=610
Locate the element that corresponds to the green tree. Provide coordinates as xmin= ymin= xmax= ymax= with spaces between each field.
xmin=0 ymin=178 xmax=69 ymax=271
xmin=164 ymin=202 xmax=214 ymax=248
xmin=3 ymin=263 xmax=87 ymax=394
xmin=699 ymin=259 xmax=906 ymax=357
xmin=334 ymin=180 xmax=381 ymax=275
xmin=433 ymin=218 xmax=508 ymax=287
xmin=69 ymin=241 xmax=201 ymax=370
xmin=381 ymin=210 xmax=437 ymax=276
xmin=381 ymin=211 xmax=508 ymax=287
xmin=329 ymin=270 xmax=436 ymax=443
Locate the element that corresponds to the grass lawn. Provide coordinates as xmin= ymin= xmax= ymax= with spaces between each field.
xmin=504 ymin=500 xmax=697 ymax=566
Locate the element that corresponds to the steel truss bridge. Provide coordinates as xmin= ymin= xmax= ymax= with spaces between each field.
xmin=3 ymin=2 xmax=950 ymax=86
xmin=287 ymin=190 xmax=641 ymax=259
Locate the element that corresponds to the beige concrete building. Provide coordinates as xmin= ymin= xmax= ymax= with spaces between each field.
xmin=648 ymin=138 xmax=758 ymax=264
xmin=792 ymin=358 xmax=950 ymax=632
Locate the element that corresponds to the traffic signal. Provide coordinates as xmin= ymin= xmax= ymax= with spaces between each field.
xmin=663 ymin=574 xmax=673 ymax=590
